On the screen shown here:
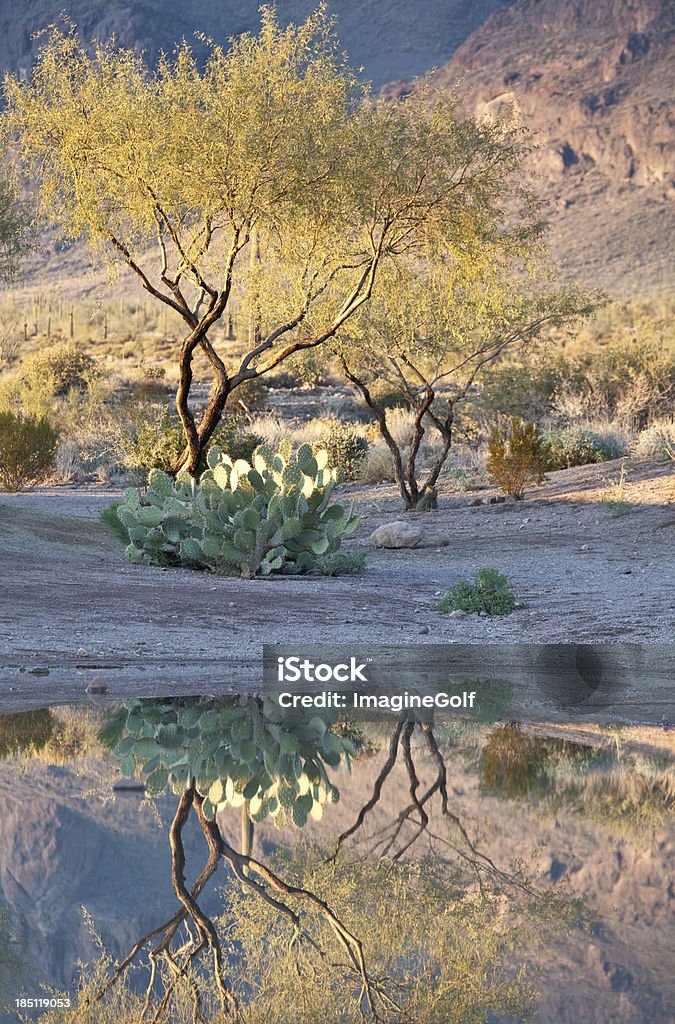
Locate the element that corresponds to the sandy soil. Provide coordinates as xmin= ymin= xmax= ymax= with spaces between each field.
xmin=0 ymin=456 xmax=673 ymax=707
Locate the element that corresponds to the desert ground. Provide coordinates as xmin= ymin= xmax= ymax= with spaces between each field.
xmin=1 ymin=455 xmax=673 ymax=710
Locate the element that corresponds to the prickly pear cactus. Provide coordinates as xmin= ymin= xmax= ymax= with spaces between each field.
xmin=113 ymin=442 xmax=359 ymax=576
xmin=105 ymin=696 xmax=356 ymax=827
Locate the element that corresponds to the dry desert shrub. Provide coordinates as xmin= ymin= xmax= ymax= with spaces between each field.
xmin=0 ymin=409 xmax=58 ymax=491
xmin=633 ymin=418 xmax=675 ymax=461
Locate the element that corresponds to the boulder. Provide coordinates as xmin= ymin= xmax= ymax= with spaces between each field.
xmin=370 ymin=521 xmax=423 ymax=549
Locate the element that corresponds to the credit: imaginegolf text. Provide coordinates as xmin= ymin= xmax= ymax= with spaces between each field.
xmin=275 ymin=690 xmax=477 ymax=712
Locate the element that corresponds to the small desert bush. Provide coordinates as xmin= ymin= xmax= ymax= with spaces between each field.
xmin=31 ymin=707 xmax=105 ymax=765
xmin=313 ymin=551 xmax=366 ymax=575
xmin=487 ymin=418 xmax=548 ymax=499
xmin=18 ymin=342 xmax=95 ymax=396
xmin=542 ymin=427 xmax=622 ymax=469
xmin=0 ymin=409 xmax=58 ymax=490
xmin=438 ymin=567 xmax=519 ymax=616
xmin=318 ymin=418 xmax=369 ymax=480
xmin=357 ymin=444 xmax=396 ymax=483
xmin=225 ymin=376 xmax=268 ymax=414
xmin=208 ymin=417 xmax=264 ymax=465
xmin=633 ymin=419 xmax=675 ymax=461
xmin=0 ymin=709 xmax=54 ymax=759
xmin=119 ymin=408 xmax=183 ymax=483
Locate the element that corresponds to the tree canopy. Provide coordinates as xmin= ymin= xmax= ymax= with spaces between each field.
xmin=3 ymin=4 xmax=555 ymax=472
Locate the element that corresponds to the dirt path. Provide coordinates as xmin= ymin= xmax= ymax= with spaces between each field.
xmin=0 ymin=457 xmax=673 ymax=708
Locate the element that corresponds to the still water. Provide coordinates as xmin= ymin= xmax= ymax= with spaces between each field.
xmin=0 ymin=698 xmax=672 ymax=1023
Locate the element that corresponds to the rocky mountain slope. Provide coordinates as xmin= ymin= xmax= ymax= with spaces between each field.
xmin=0 ymin=0 xmax=672 ymax=298
xmin=0 ymin=0 xmax=510 ymax=90
xmin=384 ymin=0 xmax=675 ymax=295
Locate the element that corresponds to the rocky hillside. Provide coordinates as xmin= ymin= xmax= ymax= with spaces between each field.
xmin=0 ymin=0 xmax=510 ymax=90
xmin=384 ymin=0 xmax=675 ymax=295
xmin=0 ymin=0 xmax=672 ymax=297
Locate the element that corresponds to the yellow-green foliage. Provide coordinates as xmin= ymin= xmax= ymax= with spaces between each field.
xmin=0 ymin=709 xmax=54 ymax=759
xmin=3 ymin=6 xmax=580 ymax=474
xmin=487 ymin=417 xmax=548 ymax=499
xmin=18 ymin=342 xmax=95 ymax=396
xmin=470 ymin=295 xmax=675 ymax=428
xmin=221 ymin=852 xmax=541 ymax=1024
xmin=33 ymin=850 xmax=565 ymax=1024
xmin=0 ymin=409 xmax=57 ymax=490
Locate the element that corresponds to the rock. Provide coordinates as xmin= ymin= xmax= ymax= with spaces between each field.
xmin=469 ymin=498 xmax=482 ymax=507
xmin=28 ymin=667 xmax=49 ymax=676
xmin=449 ymin=609 xmax=467 ymax=619
xmin=418 ymin=625 xmax=430 ymax=634
xmin=370 ymin=521 xmax=423 ymax=549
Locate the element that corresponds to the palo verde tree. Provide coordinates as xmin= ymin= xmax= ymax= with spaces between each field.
xmin=0 ymin=175 xmax=30 ymax=281
xmin=331 ymin=98 xmax=598 ymax=510
xmin=2 ymin=6 xmax=554 ymax=474
xmin=337 ymin=265 xmax=594 ymax=510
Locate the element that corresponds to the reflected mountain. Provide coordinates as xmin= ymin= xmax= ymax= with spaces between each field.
xmin=0 ymin=699 xmax=672 ymax=1023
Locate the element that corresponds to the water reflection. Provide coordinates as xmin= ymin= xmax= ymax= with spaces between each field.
xmin=480 ymin=724 xmax=675 ymax=836
xmin=0 ymin=700 xmax=672 ymax=1023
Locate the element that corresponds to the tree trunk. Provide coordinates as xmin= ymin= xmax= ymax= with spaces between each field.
xmin=172 ymin=330 xmax=232 ymax=475
xmin=241 ymin=802 xmax=254 ymax=877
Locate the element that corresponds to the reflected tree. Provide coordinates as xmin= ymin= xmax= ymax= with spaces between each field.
xmin=96 ymin=696 xmax=381 ymax=1021
xmin=78 ymin=699 xmax=577 ymax=1023
xmin=332 ymin=715 xmax=543 ymax=897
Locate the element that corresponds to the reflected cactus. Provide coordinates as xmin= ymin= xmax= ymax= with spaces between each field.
xmin=106 ymin=697 xmax=356 ymax=826
xmin=114 ymin=442 xmax=359 ymax=576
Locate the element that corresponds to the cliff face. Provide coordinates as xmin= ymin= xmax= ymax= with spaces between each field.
xmin=384 ymin=0 xmax=675 ymax=294
xmin=434 ymin=0 xmax=675 ymax=194
xmin=0 ymin=0 xmax=511 ymax=90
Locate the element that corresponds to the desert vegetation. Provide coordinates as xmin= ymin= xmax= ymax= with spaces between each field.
xmin=10 ymin=697 xmax=575 ymax=1024
xmin=8 ymin=700 xmax=670 ymax=1023
xmin=0 ymin=6 xmax=672 ymax=625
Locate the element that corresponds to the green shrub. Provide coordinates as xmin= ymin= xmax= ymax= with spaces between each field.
xmin=487 ymin=418 xmax=548 ymax=499
xmin=313 ymin=551 xmax=366 ymax=576
xmin=111 ymin=441 xmax=359 ymax=577
xmin=542 ymin=427 xmax=620 ymax=469
xmin=633 ymin=419 xmax=675 ymax=462
xmin=18 ymin=342 xmax=95 ymax=396
xmin=0 ymin=409 xmax=58 ymax=491
xmin=121 ymin=411 xmax=265 ymax=484
xmin=318 ymin=419 xmax=369 ymax=480
xmin=438 ymin=567 xmax=519 ymax=616
xmin=119 ymin=410 xmax=183 ymax=483
xmin=208 ymin=418 xmax=264 ymax=465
